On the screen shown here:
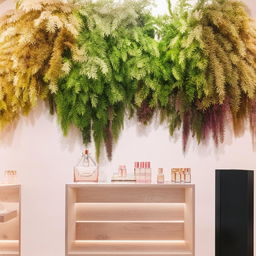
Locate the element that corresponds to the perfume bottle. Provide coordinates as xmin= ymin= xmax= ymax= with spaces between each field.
xmin=171 ymin=168 xmax=176 ymax=183
xmin=74 ymin=150 xmax=98 ymax=182
xmin=180 ymin=168 xmax=185 ymax=183
xmin=118 ymin=165 xmax=127 ymax=178
xmin=185 ymin=168 xmax=191 ymax=183
xmin=134 ymin=162 xmax=140 ymax=183
xmin=139 ymin=162 xmax=146 ymax=183
xmin=145 ymin=162 xmax=151 ymax=184
xmin=157 ymin=168 xmax=165 ymax=184
xmin=175 ymin=169 xmax=181 ymax=183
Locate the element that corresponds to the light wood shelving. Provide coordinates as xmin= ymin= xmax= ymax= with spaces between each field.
xmin=0 ymin=185 xmax=21 ymax=256
xmin=66 ymin=184 xmax=195 ymax=256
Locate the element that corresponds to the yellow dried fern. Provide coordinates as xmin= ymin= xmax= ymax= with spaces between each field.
xmin=0 ymin=0 xmax=79 ymax=129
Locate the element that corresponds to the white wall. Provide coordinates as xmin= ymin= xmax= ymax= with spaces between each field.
xmin=0 ymin=1 xmax=255 ymax=256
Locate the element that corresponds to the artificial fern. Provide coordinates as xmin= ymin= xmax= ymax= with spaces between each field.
xmin=159 ymin=0 xmax=256 ymax=151
xmin=0 ymin=0 xmax=256 ymax=159
xmin=0 ymin=0 xmax=79 ymax=129
xmin=55 ymin=0 xmax=160 ymax=160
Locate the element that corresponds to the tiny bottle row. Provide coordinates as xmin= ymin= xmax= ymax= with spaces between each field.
xmin=73 ymin=149 xmax=192 ymax=184
xmin=112 ymin=165 xmax=191 ymax=184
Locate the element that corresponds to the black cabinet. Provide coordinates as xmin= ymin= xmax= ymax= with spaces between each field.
xmin=216 ymin=169 xmax=254 ymax=256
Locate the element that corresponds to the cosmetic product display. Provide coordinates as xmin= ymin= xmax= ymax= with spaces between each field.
xmin=111 ymin=164 xmax=136 ymax=183
xmin=74 ymin=150 xmax=98 ymax=182
xmin=171 ymin=168 xmax=191 ymax=183
xmin=157 ymin=168 xmax=165 ymax=184
xmin=4 ymin=170 xmax=17 ymax=184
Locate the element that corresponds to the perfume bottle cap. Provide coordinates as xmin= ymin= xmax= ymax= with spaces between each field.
xmin=140 ymin=162 xmax=145 ymax=168
xmin=158 ymin=168 xmax=163 ymax=174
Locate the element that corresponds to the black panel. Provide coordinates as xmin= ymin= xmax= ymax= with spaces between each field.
xmin=216 ymin=169 xmax=254 ymax=256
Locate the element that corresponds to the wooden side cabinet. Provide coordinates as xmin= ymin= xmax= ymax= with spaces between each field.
xmin=0 ymin=185 xmax=21 ymax=256
xmin=66 ymin=184 xmax=195 ymax=256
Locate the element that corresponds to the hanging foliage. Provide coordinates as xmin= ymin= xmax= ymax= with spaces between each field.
xmin=0 ymin=0 xmax=256 ymax=160
xmin=0 ymin=0 xmax=79 ymax=129
xmin=159 ymin=0 xmax=256 ymax=151
xmin=55 ymin=0 xmax=162 ymax=160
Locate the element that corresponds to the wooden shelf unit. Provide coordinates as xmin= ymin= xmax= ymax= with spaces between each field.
xmin=0 ymin=185 xmax=21 ymax=256
xmin=66 ymin=184 xmax=195 ymax=256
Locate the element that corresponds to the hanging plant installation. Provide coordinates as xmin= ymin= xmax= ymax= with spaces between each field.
xmin=54 ymin=0 xmax=162 ymax=160
xmin=0 ymin=0 xmax=79 ymax=129
xmin=0 ymin=0 xmax=255 ymax=160
xmin=159 ymin=0 xmax=256 ymax=151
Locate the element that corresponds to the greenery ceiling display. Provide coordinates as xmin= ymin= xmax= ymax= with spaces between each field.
xmin=0 ymin=0 xmax=255 ymax=160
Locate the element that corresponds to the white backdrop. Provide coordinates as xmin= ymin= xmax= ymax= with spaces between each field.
xmin=0 ymin=1 xmax=256 ymax=256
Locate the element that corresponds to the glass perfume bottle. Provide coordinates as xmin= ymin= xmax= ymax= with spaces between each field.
xmin=145 ymin=162 xmax=151 ymax=184
xmin=175 ymin=169 xmax=181 ymax=183
xmin=180 ymin=168 xmax=185 ymax=183
xmin=118 ymin=165 xmax=127 ymax=178
xmin=185 ymin=168 xmax=191 ymax=183
xmin=157 ymin=168 xmax=165 ymax=184
xmin=74 ymin=150 xmax=98 ymax=182
xmin=171 ymin=168 xmax=176 ymax=183
xmin=134 ymin=162 xmax=140 ymax=183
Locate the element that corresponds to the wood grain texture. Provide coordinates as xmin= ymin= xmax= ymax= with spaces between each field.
xmin=66 ymin=184 xmax=195 ymax=256
xmin=0 ymin=215 xmax=19 ymax=240
xmin=0 ymin=211 xmax=17 ymax=223
xmin=0 ymin=240 xmax=19 ymax=255
xmin=66 ymin=186 xmax=77 ymax=253
xmin=76 ymin=203 xmax=184 ymax=221
xmin=0 ymin=186 xmax=19 ymax=203
xmin=76 ymin=222 xmax=184 ymax=240
xmin=184 ymin=186 xmax=195 ymax=254
xmin=68 ymin=254 xmax=192 ymax=256
xmin=75 ymin=185 xmax=185 ymax=203
xmin=0 ymin=185 xmax=20 ymax=256
xmin=71 ymin=240 xmax=190 ymax=253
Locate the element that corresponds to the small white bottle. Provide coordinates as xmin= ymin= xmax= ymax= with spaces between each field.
xmin=175 ymin=169 xmax=181 ymax=183
xmin=185 ymin=168 xmax=191 ymax=183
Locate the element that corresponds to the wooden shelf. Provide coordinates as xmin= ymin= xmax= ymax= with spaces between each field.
xmin=0 ymin=240 xmax=19 ymax=255
xmin=69 ymin=240 xmax=192 ymax=255
xmin=66 ymin=184 xmax=194 ymax=256
xmin=0 ymin=210 xmax=17 ymax=223
xmin=0 ymin=185 xmax=20 ymax=256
